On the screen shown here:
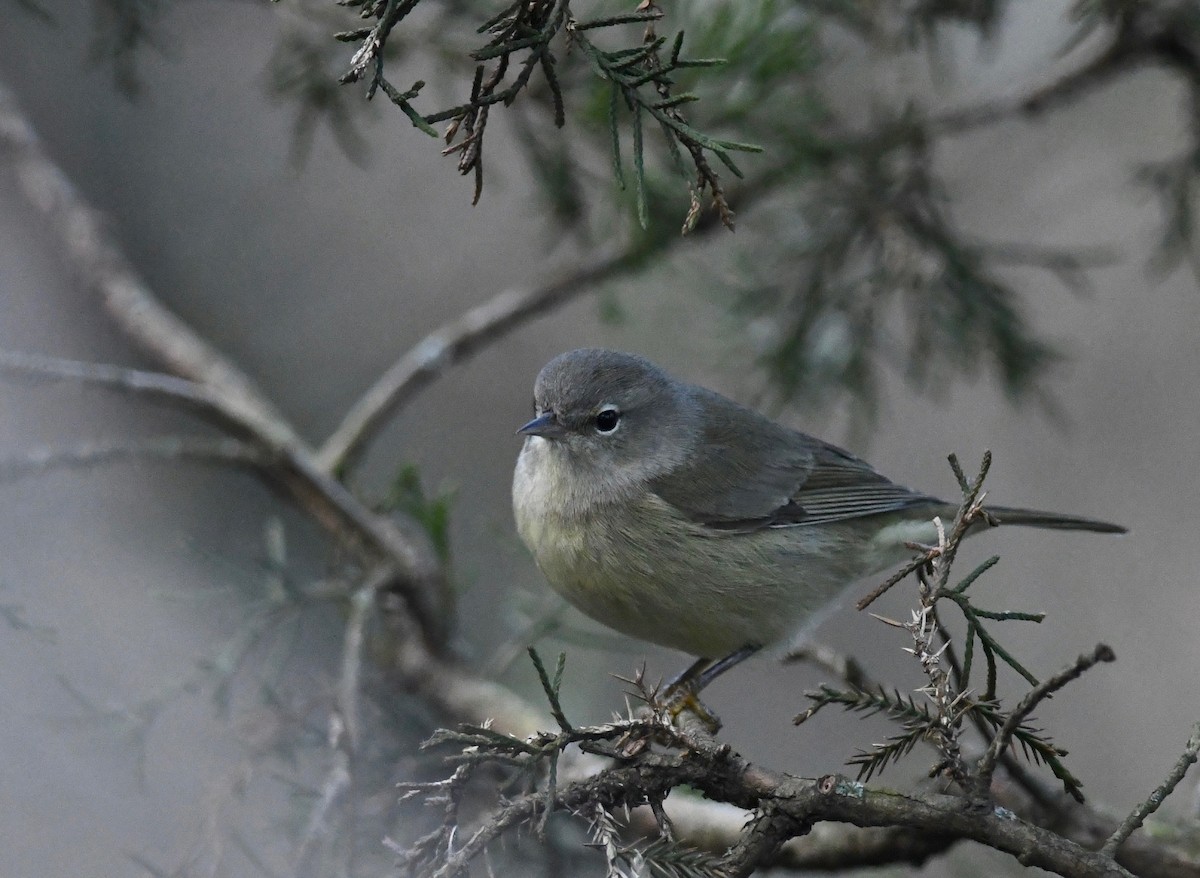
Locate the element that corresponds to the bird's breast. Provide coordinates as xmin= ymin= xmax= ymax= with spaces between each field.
xmin=512 ymin=438 xmax=619 ymax=586
xmin=511 ymin=439 xmax=908 ymax=657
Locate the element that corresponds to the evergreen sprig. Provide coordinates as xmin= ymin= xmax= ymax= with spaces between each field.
xmin=332 ymin=0 xmax=758 ymax=226
xmin=796 ymin=683 xmax=933 ymax=727
xmin=572 ymin=20 xmax=761 ymax=231
xmin=797 ymin=684 xmax=944 ymax=782
xmin=1138 ymin=145 xmax=1200 ymax=280
xmin=805 ymin=454 xmax=1109 ymax=801
xmin=849 ymin=725 xmax=932 ymax=782
xmin=584 ymin=802 xmax=726 ymax=878
xmin=737 ymin=121 xmax=1061 ymax=418
xmin=973 ymin=701 xmax=1083 ymax=801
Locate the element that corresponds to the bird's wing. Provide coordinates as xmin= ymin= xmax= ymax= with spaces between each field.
xmin=783 ymin=441 xmax=939 ymax=527
xmin=649 ymin=388 xmax=936 ymax=531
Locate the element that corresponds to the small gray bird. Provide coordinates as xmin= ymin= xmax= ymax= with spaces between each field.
xmin=512 ymin=349 xmax=1124 ymax=685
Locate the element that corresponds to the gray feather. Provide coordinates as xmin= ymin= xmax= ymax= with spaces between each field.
xmin=650 ymin=387 xmax=936 ymax=530
xmin=984 ymin=506 xmax=1127 ymax=534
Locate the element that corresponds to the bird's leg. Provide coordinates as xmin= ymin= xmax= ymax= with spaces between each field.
xmin=663 ymin=656 xmax=714 ymax=691
xmin=661 ymin=644 xmax=761 ymax=732
xmin=693 ymin=644 xmax=761 ymax=691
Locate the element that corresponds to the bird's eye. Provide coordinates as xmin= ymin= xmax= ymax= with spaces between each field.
xmin=594 ymin=406 xmax=621 ymax=434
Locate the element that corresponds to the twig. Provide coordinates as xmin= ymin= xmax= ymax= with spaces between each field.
xmin=929 ymin=36 xmax=1134 ymax=137
xmin=292 ymin=735 xmax=351 ymax=877
xmin=293 ymin=573 xmax=382 ymax=876
xmin=933 ymin=451 xmax=995 ymax=592
xmin=314 ymin=244 xmax=641 ymax=474
xmin=0 ymin=84 xmax=300 ymax=448
xmin=975 ymin=644 xmax=1116 ymax=794
xmin=856 ymin=553 xmax=929 ymax=611
xmin=782 ymin=642 xmax=874 ymax=691
xmin=0 ymin=437 xmax=268 ymax=481
xmin=1102 ymin=720 xmax=1200 ymax=858
xmin=932 ymin=606 xmax=1060 ymax=811
xmin=904 ymin=602 xmax=968 ymax=787
xmin=338 ymin=574 xmax=383 ymax=752
xmin=0 ymin=349 xmax=232 ymax=419
xmin=527 ymin=647 xmax=572 ymax=733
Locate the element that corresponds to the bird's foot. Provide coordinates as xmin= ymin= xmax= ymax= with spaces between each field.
xmin=662 ymin=683 xmax=723 ymax=734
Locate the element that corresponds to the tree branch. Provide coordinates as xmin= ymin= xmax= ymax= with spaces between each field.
xmin=975 ymin=644 xmax=1116 ymax=794
xmin=930 ymin=35 xmax=1137 ymax=137
xmin=0 ymin=83 xmax=300 ymax=449
xmin=0 ymin=83 xmax=456 ymax=648
xmin=314 ymin=243 xmax=642 ymax=474
xmin=0 ymin=437 xmax=268 ymax=481
xmin=642 ymin=763 xmax=1200 ymax=878
xmin=0 ymin=348 xmax=253 ymax=435
xmin=1102 ymin=720 xmax=1200 ymax=859
xmin=422 ymin=714 xmax=1138 ymax=878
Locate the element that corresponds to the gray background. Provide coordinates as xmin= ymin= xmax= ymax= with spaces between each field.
xmin=1 ymin=2 xmax=1196 ymax=875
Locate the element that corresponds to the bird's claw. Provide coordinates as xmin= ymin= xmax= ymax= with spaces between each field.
xmin=662 ymin=684 xmax=723 ymax=734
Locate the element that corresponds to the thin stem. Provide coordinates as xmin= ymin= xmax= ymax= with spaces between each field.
xmin=0 ymin=82 xmax=452 ymax=649
xmin=1101 ymin=720 xmax=1200 ymax=858
xmin=0 ymin=437 xmax=268 ymax=480
xmin=315 ymin=244 xmax=641 ymax=474
xmin=975 ymin=644 xmax=1115 ymax=792
xmin=0 ymin=85 xmax=300 ymax=449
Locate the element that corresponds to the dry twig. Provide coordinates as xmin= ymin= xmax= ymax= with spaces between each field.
xmin=1102 ymin=720 xmax=1200 ymax=858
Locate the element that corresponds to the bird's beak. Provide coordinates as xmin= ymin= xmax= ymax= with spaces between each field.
xmin=518 ymin=412 xmax=567 ymax=440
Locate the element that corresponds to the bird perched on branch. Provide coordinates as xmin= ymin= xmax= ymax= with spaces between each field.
xmin=512 ymin=349 xmax=1125 ymax=695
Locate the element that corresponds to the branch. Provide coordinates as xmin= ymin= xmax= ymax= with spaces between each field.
xmin=0 ymin=348 xmax=256 ymax=436
xmin=1102 ymin=720 xmax=1200 ymax=859
xmin=976 ymin=644 xmax=1116 ymax=794
xmin=315 ymin=243 xmax=642 ymax=474
xmin=648 ymin=763 xmax=1200 ymax=878
xmin=0 ymin=349 xmax=451 ymax=645
xmin=0 ymin=84 xmax=299 ymax=449
xmin=0 ymin=437 xmax=267 ymax=481
xmin=292 ymin=574 xmax=381 ymax=877
xmin=782 ymin=641 xmax=874 ymax=691
xmin=0 ymin=84 xmax=454 ymax=648
xmin=418 ymin=713 xmax=1137 ymax=878
xmin=930 ymin=35 xmax=1136 ymax=137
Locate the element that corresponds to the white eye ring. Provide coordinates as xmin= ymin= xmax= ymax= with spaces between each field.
xmin=594 ymin=404 xmax=621 ymax=434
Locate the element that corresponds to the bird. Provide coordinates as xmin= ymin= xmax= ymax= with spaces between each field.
xmin=512 ymin=348 xmax=1125 ymax=693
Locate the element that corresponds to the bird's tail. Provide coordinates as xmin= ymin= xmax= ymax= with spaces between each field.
xmin=985 ymin=505 xmax=1127 ymax=534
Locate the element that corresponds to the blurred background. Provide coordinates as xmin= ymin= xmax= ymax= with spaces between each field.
xmin=1 ymin=1 xmax=1198 ymax=875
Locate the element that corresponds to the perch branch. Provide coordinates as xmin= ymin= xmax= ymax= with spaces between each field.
xmin=421 ymin=712 xmax=1137 ymax=878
